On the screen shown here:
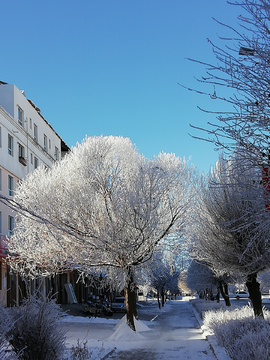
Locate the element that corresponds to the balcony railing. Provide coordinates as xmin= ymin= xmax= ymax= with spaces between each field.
xmin=19 ymin=156 xmax=27 ymax=166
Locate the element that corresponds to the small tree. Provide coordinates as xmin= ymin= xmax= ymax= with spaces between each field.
xmin=8 ymin=292 xmax=66 ymax=360
xmin=147 ymin=257 xmax=171 ymax=308
xmin=193 ymin=152 xmax=270 ymax=317
xmin=6 ymin=136 xmax=196 ymax=331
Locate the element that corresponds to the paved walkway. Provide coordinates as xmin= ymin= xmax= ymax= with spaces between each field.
xmin=107 ymin=301 xmax=217 ymax=360
xmin=62 ymin=300 xmax=220 ymax=359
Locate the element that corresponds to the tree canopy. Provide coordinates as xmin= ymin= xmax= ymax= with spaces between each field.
xmin=185 ymin=0 xmax=270 ymax=167
xmin=192 ymin=152 xmax=269 ymax=316
xmin=5 ymin=135 xmax=196 ymax=330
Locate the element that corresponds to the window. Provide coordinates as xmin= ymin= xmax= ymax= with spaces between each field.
xmin=29 ymin=118 xmax=32 ymax=129
xmin=18 ymin=143 xmax=24 ymax=158
xmin=8 ymin=175 xmax=14 ymax=196
xmin=0 ymin=126 xmax=2 ymax=147
xmin=34 ymin=124 xmax=38 ymax=142
xmin=55 ymin=146 xmax=59 ymax=161
xmin=8 ymin=134 xmax=13 ymax=156
xmin=49 ymin=139 xmax=51 ymax=149
xmin=34 ymin=157 xmax=38 ymax=169
xmin=44 ymin=134 xmax=47 ymax=151
xmin=0 ymin=168 xmax=1 ymax=191
xmin=18 ymin=143 xmax=27 ymax=166
xmin=0 ymin=211 xmax=2 ymax=234
xmin=8 ymin=215 xmax=14 ymax=237
xmin=18 ymin=107 xmax=24 ymax=127
xmin=30 ymin=153 xmax=33 ymax=164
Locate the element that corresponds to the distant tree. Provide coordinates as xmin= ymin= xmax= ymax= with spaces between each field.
xmin=187 ymin=260 xmax=217 ymax=299
xmin=258 ymin=270 xmax=270 ymax=294
xmin=187 ymin=260 xmax=231 ymax=306
xmin=178 ymin=270 xmax=192 ymax=296
xmin=5 ymin=136 xmax=196 ymax=331
xmin=184 ymin=0 xmax=270 ymax=167
xmin=145 ymin=254 xmax=180 ymax=308
xmin=192 ymin=152 xmax=270 ymax=317
xmin=167 ymin=270 xmax=181 ymax=299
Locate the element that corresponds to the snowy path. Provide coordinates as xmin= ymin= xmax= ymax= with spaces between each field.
xmin=62 ymin=299 xmax=217 ymax=359
xmin=108 ymin=301 xmax=216 ymax=359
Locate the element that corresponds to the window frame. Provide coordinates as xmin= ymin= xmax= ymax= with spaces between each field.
xmin=8 ymin=134 xmax=13 ymax=156
xmin=8 ymin=215 xmax=14 ymax=237
xmin=34 ymin=124 xmax=38 ymax=142
xmin=18 ymin=143 xmax=24 ymax=158
xmin=8 ymin=175 xmax=14 ymax=196
xmin=44 ymin=134 xmax=48 ymax=151
xmin=55 ymin=146 xmax=59 ymax=160
xmin=34 ymin=157 xmax=39 ymax=169
xmin=18 ymin=106 xmax=24 ymax=127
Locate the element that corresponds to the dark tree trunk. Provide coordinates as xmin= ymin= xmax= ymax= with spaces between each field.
xmin=124 ymin=267 xmax=138 ymax=331
xmin=218 ymin=281 xmax=231 ymax=307
xmin=216 ymin=289 xmax=220 ymax=303
xmin=157 ymin=291 xmax=161 ymax=309
xmin=161 ymin=287 xmax=165 ymax=307
xmin=246 ymin=273 xmax=264 ymax=318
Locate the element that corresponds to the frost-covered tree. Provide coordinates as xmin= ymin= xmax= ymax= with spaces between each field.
xmin=258 ymin=270 xmax=270 ymax=294
xmin=185 ymin=0 xmax=270 ymax=167
xmin=5 ymin=136 xmax=195 ymax=331
xmin=193 ymin=152 xmax=270 ymax=317
xmin=144 ymin=254 xmax=176 ymax=308
xmin=178 ymin=270 xmax=192 ymax=295
xmin=187 ymin=260 xmax=231 ymax=306
xmin=187 ymin=260 xmax=217 ymax=299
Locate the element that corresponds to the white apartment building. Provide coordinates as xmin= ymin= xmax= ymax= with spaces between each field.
xmin=0 ymin=81 xmax=69 ymax=305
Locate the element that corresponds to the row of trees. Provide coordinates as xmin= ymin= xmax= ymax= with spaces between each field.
xmin=4 ymin=0 xmax=270 ymax=329
xmin=2 ymin=135 xmax=196 ymax=331
xmin=184 ymin=0 xmax=270 ymax=318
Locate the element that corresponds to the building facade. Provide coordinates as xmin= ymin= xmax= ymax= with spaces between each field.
xmin=0 ymin=81 xmax=69 ymax=306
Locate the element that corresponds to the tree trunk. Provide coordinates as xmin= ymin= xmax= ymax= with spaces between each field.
xmin=218 ymin=281 xmax=231 ymax=307
xmin=246 ymin=273 xmax=264 ymax=318
xmin=124 ymin=267 xmax=138 ymax=331
xmin=161 ymin=287 xmax=165 ymax=307
xmin=157 ymin=291 xmax=161 ymax=309
xmin=216 ymin=289 xmax=220 ymax=303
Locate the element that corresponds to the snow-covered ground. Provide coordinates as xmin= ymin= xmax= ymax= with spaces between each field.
xmin=60 ymin=298 xmax=220 ymax=360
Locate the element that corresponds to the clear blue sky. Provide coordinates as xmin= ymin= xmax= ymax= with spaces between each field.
xmin=0 ymin=0 xmax=242 ymax=174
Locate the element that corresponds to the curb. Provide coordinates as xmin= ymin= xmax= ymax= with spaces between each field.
xmin=100 ymin=347 xmax=117 ymax=360
xmin=191 ymin=305 xmax=232 ymax=360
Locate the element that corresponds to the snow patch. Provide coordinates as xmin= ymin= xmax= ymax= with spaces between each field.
xmin=109 ymin=316 xmax=151 ymax=341
xmin=60 ymin=315 xmax=118 ymax=324
xmin=114 ymin=315 xmax=151 ymax=332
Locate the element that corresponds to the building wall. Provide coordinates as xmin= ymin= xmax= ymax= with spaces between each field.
xmin=0 ymin=82 xmax=68 ymax=306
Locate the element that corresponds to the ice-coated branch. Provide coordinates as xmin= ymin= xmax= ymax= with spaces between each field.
xmin=8 ymin=136 xmax=197 ymax=288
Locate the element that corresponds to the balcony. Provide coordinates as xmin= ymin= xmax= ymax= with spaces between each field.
xmin=0 ymin=235 xmax=9 ymax=257
xmin=19 ymin=156 xmax=27 ymax=166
